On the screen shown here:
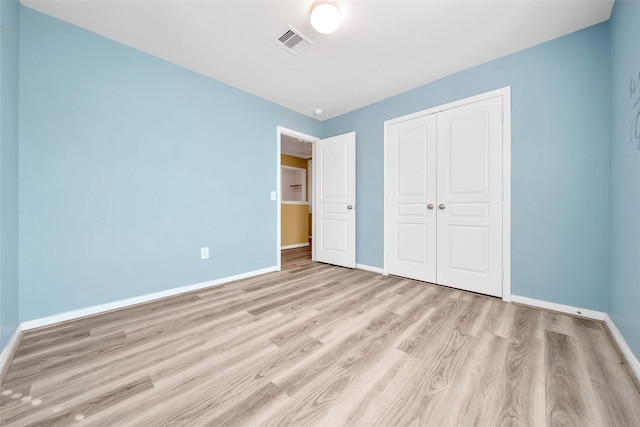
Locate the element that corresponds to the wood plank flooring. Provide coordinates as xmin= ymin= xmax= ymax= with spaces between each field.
xmin=1 ymin=247 xmax=639 ymax=426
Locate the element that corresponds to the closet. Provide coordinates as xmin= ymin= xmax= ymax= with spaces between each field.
xmin=385 ymin=93 xmax=506 ymax=298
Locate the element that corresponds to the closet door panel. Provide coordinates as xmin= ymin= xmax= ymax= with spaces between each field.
xmin=436 ymin=96 xmax=503 ymax=297
xmin=386 ymin=115 xmax=437 ymax=283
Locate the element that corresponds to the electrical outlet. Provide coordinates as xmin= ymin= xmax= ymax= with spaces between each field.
xmin=201 ymin=247 xmax=209 ymax=259
xmin=270 ymin=191 xmax=276 ymax=201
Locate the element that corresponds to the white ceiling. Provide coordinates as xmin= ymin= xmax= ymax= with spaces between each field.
xmin=282 ymin=134 xmax=314 ymax=159
xmin=21 ymin=0 xmax=614 ymax=121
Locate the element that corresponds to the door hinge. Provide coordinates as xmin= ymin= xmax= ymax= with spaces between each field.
xmin=501 ymin=190 xmax=504 ymax=201
xmin=501 ymin=111 xmax=504 ymax=122
xmin=502 ymin=270 xmax=504 ymax=281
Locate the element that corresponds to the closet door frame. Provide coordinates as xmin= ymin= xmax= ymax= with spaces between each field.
xmin=383 ymin=86 xmax=512 ymax=302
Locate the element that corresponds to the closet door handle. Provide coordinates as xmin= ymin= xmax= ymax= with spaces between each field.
xmin=438 ymin=204 xmax=446 ymax=210
xmin=427 ymin=204 xmax=434 ymax=210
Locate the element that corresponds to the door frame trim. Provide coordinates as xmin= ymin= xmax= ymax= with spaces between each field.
xmin=276 ymin=126 xmax=319 ymax=271
xmin=383 ymin=86 xmax=512 ymax=301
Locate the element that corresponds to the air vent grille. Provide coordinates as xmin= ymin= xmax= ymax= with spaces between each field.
xmin=279 ymin=30 xmax=303 ymax=49
xmin=274 ymin=26 xmax=313 ymax=55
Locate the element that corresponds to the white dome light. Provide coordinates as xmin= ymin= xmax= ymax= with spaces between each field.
xmin=310 ymin=1 xmax=341 ymax=34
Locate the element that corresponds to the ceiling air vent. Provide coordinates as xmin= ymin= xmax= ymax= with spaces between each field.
xmin=274 ymin=26 xmax=313 ymax=55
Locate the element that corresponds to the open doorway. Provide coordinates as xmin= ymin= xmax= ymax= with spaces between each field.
xmin=276 ymin=127 xmax=319 ymax=270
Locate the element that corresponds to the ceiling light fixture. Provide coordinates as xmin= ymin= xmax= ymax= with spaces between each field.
xmin=310 ymin=1 xmax=341 ymax=34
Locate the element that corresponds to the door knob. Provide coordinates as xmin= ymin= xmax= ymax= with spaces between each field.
xmin=427 ymin=204 xmax=434 ymax=210
xmin=347 ymin=204 xmax=354 ymax=210
xmin=439 ymin=203 xmax=446 ymax=209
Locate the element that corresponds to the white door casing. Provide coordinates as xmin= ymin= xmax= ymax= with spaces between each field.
xmin=386 ymin=114 xmax=437 ymax=283
xmin=384 ymin=87 xmax=510 ymax=299
xmin=436 ymin=96 xmax=503 ymax=296
xmin=314 ymin=132 xmax=356 ymax=268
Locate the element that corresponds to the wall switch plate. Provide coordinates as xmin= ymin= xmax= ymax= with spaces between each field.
xmin=201 ymin=247 xmax=209 ymax=259
xmin=270 ymin=191 xmax=276 ymax=201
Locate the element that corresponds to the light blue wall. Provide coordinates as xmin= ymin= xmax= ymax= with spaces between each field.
xmin=609 ymin=0 xmax=640 ymax=358
xmin=323 ymin=23 xmax=611 ymax=311
xmin=0 ymin=0 xmax=20 ymax=350
xmin=18 ymin=8 xmax=320 ymax=321
xmin=10 ymin=4 xmax=632 ymax=350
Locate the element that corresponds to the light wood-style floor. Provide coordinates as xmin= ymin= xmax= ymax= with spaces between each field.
xmin=2 ymin=247 xmax=639 ymax=426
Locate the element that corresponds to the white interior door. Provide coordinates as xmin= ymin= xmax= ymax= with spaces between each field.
xmin=386 ymin=115 xmax=437 ymax=283
xmin=313 ymin=132 xmax=356 ymax=268
xmin=436 ymin=97 xmax=503 ymax=296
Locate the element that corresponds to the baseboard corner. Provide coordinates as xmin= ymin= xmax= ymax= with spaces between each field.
xmin=0 ymin=325 xmax=23 ymax=385
xmin=604 ymin=313 xmax=640 ymax=382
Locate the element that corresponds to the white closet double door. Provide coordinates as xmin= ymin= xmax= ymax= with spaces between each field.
xmin=386 ymin=96 xmax=503 ymax=297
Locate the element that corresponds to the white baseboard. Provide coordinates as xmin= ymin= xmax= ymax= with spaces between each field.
xmin=604 ymin=314 xmax=640 ymax=382
xmin=0 ymin=325 xmax=23 ymax=385
xmin=21 ymin=266 xmax=278 ymax=331
xmin=510 ymin=295 xmax=605 ymax=320
xmin=356 ymin=264 xmax=384 ymax=274
xmin=281 ymin=243 xmax=310 ymax=250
